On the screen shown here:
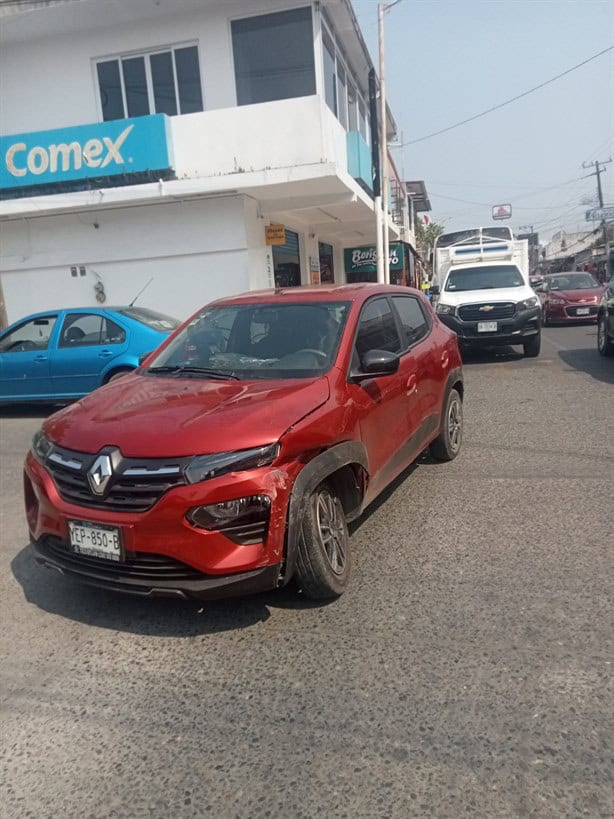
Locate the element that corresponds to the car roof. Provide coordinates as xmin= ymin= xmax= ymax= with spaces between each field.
xmin=209 ymin=284 xmax=421 ymax=307
xmin=6 ymin=306 xmax=133 ymax=322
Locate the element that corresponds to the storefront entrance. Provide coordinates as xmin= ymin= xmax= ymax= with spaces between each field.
xmin=273 ymin=229 xmax=301 ymax=287
xmin=318 ymin=242 xmax=335 ymax=284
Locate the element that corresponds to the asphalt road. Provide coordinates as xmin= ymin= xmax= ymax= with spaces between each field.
xmin=1 ymin=324 xmax=612 ymax=819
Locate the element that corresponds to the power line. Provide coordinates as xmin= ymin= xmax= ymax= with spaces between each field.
xmin=403 ymin=45 xmax=614 ymax=146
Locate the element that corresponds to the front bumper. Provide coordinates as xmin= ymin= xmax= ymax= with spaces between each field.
xmin=545 ymin=303 xmax=599 ymax=322
xmin=438 ymin=307 xmax=540 ymax=345
xmin=31 ymin=536 xmax=280 ymax=600
xmin=24 ymin=450 xmax=300 ymax=600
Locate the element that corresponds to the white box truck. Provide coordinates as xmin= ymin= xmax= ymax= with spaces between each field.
xmin=431 ymin=227 xmax=540 ymax=357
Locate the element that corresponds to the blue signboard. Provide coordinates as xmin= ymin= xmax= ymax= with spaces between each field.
xmin=0 ymin=114 xmax=174 ymax=191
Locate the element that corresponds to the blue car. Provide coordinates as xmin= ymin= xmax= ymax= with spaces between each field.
xmin=0 ymin=306 xmax=179 ymax=403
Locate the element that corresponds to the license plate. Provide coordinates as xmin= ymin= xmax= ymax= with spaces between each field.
xmin=477 ymin=321 xmax=498 ymax=332
xmin=68 ymin=520 xmax=123 ymax=562
xmin=576 ymin=307 xmax=590 ymax=315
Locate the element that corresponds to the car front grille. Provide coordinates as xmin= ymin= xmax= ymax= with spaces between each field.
xmin=564 ymin=305 xmax=598 ymax=317
xmin=42 ymin=536 xmax=205 ymax=582
xmin=44 ymin=445 xmax=190 ymax=512
xmin=458 ymin=302 xmax=516 ymax=321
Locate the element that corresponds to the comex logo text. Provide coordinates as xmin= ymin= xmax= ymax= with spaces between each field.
xmin=4 ymin=125 xmax=134 ymax=178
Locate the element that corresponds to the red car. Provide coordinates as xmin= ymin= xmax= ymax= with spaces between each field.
xmin=25 ymin=285 xmax=463 ymax=601
xmin=539 ymin=272 xmax=603 ymax=325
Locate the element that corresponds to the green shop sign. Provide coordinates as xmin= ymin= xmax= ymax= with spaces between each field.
xmin=344 ymin=243 xmax=404 ymax=275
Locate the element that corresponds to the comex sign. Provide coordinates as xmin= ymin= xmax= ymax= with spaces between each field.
xmin=0 ymin=114 xmax=174 ymax=192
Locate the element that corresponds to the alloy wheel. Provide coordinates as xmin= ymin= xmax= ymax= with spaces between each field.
xmin=448 ymin=396 xmax=463 ymax=454
xmin=597 ymin=317 xmax=606 ymax=353
xmin=315 ymin=490 xmax=347 ymax=576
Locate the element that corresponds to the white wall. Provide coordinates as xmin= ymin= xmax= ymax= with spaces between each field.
xmin=0 ymin=0 xmax=317 ymax=135
xmin=0 ymin=196 xmax=250 ymax=322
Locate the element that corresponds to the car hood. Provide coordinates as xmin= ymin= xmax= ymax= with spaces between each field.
xmin=438 ymin=285 xmax=533 ymax=307
xmin=551 ymin=288 xmax=602 ymax=302
xmin=44 ymin=373 xmax=330 ymax=457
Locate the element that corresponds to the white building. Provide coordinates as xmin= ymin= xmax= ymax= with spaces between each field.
xmin=0 ymin=0 xmax=411 ymax=325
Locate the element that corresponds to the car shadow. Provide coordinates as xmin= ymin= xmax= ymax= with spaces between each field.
xmin=558 ymin=347 xmax=614 ymax=386
xmin=460 ymin=345 xmax=524 ymax=365
xmin=0 ymin=403 xmax=63 ymax=419
xmin=10 ymin=543 xmax=327 ymax=637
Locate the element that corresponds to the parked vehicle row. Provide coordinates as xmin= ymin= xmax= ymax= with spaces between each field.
xmin=24 ymin=285 xmax=464 ymax=603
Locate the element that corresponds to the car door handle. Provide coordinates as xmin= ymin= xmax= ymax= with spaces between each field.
xmin=406 ymin=374 xmax=417 ymax=395
xmin=34 ymin=354 xmax=48 ymax=362
xmin=98 ymin=350 xmax=114 ymax=358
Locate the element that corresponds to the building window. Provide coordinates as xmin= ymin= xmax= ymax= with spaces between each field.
xmin=232 ymin=8 xmax=316 ymax=106
xmin=321 ymin=20 xmax=368 ymax=136
xmin=96 ymin=45 xmax=203 ymax=121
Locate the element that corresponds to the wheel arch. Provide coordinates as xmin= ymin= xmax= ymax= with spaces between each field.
xmin=280 ymin=442 xmax=369 ymax=586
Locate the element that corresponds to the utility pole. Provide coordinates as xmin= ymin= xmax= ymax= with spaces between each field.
xmin=368 ymin=69 xmax=384 ymax=284
xmin=378 ymin=3 xmax=389 ymax=284
xmin=377 ymin=1 xmax=403 ymax=284
xmin=583 ymin=158 xmax=612 ymax=279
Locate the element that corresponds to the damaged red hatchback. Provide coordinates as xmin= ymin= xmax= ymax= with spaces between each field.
xmin=25 ymin=285 xmax=463 ymax=601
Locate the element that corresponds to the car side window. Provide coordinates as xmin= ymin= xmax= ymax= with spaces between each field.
xmin=59 ymin=314 xmax=104 ymax=347
xmin=0 ymin=316 xmax=57 ymax=353
xmin=102 ymin=318 xmax=126 ymax=345
xmin=354 ymin=298 xmax=401 ymax=360
xmin=391 ymin=296 xmax=430 ymax=350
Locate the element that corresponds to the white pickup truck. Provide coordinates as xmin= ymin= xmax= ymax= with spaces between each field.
xmin=431 ymin=227 xmax=541 ymax=357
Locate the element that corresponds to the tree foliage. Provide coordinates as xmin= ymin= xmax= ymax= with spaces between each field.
xmin=414 ymin=219 xmax=444 ymax=254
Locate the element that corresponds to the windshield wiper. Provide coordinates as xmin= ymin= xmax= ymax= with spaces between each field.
xmin=147 ymin=365 xmax=239 ymax=380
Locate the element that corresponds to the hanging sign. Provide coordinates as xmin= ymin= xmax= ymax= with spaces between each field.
xmin=265 ymin=224 xmax=286 ymax=245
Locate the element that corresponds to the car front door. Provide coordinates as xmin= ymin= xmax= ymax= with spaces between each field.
xmin=347 ymin=296 xmax=416 ymax=499
xmin=0 ymin=315 xmax=58 ymax=400
xmin=391 ymin=295 xmax=440 ymax=438
xmin=50 ymin=312 xmax=128 ymax=397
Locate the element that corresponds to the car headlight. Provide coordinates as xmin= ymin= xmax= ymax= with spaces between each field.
xmin=549 ymin=297 xmax=566 ymax=305
xmin=184 ymin=444 xmax=279 ymax=484
xmin=518 ymin=296 xmax=538 ymax=310
xmin=32 ymin=430 xmax=53 ymax=461
xmin=436 ymin=303 xmax=455 ymax=315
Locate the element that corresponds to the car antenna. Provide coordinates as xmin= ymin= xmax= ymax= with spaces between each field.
xmin=129 ymin=278 xmax=154 ymax=307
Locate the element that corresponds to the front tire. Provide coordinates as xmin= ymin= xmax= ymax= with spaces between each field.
xmin=295 ymin=484 xmax=351 ymax=600
xmin=431 ymin=388 xmax=463 ymax=462
xmin=597 ymin=314 xmax=614 ymax=357
xmin=523 ymin=333 xmax=541 ymax=358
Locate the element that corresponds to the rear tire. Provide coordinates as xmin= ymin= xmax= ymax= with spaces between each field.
xmin=597 ymin=314 xmax=614 ymax=357
xmin=542 ymin=308 xmax=549 ymax=327
xmin=523 ymin=333 xmax=541 ymax=358
xmin=431 ymin=388 xmax=463 ymax=462
xmin=295 ymin=483 xmax=351 ymax=600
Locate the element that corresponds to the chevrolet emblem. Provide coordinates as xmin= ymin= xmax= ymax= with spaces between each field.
xmin=479 ymin=305 xmax=495 ymax=312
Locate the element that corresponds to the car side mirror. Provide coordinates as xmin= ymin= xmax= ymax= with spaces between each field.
xmin=138 ymin=351 xmax=153 ymax=365
xmin=353 ymin=349 xmax=400 ymax=380
xmin=429 ymin=285 xmax=440 ymax=296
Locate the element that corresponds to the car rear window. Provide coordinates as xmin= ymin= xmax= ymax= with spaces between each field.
xmin=117 ymin=307 xmax=180 ymax=332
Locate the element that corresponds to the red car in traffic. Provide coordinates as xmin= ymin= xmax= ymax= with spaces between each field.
xmin=25 ymin=285 xmax=464 ymax=601
xmin=539 ymin=272 xmax=603 ymax=325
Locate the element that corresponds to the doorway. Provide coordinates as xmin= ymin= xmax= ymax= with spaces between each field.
xmin=273 ymin=229 xmax=302 ymax=287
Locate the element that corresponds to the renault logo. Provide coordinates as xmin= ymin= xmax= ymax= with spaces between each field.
xmin=88 ymin=454 xmax=113 ymax=495
xmin=479 ymin=305 xmax=495 ymax=312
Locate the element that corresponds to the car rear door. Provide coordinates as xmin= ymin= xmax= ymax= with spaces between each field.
xmin=50 ymin=312 xmax=129 ymax=397
xmin=346 ymin=296 xmax=416 ymax=497
xmin=0 ymin=315 xmax=58 ymax=400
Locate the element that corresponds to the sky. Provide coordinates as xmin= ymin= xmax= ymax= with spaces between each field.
xmin=351 ymin=0 xmax=614 ymax=241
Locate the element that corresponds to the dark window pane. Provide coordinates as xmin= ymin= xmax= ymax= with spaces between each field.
xmin=355 ymin=298 xmax=401 ymax=357
xmin=150 ymin=51 xmax=178 ymax=116
xmin=59 ymin=315 xmax=104 ymax=348
xmin=174 ymin=46 xmax=203 ymax=114
xmin=102 ymin=318 xmax=126 ymax=345
xmin=97 ymin=60 xmax=124 ymax=121
xmin=232 ymin=7 xmax=316 ymax=106
xmin=322 ymin=30 xmax=337 ymax=114
xmin=348 ymin=82 xmax=358 ymax=131
xmin=392 ymin=297 xmax=429 ymax=348
xmin=337 ymin=64 xmax=347 ymax=128
xmin=122 ymin=56 xmax=149 ymax=117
